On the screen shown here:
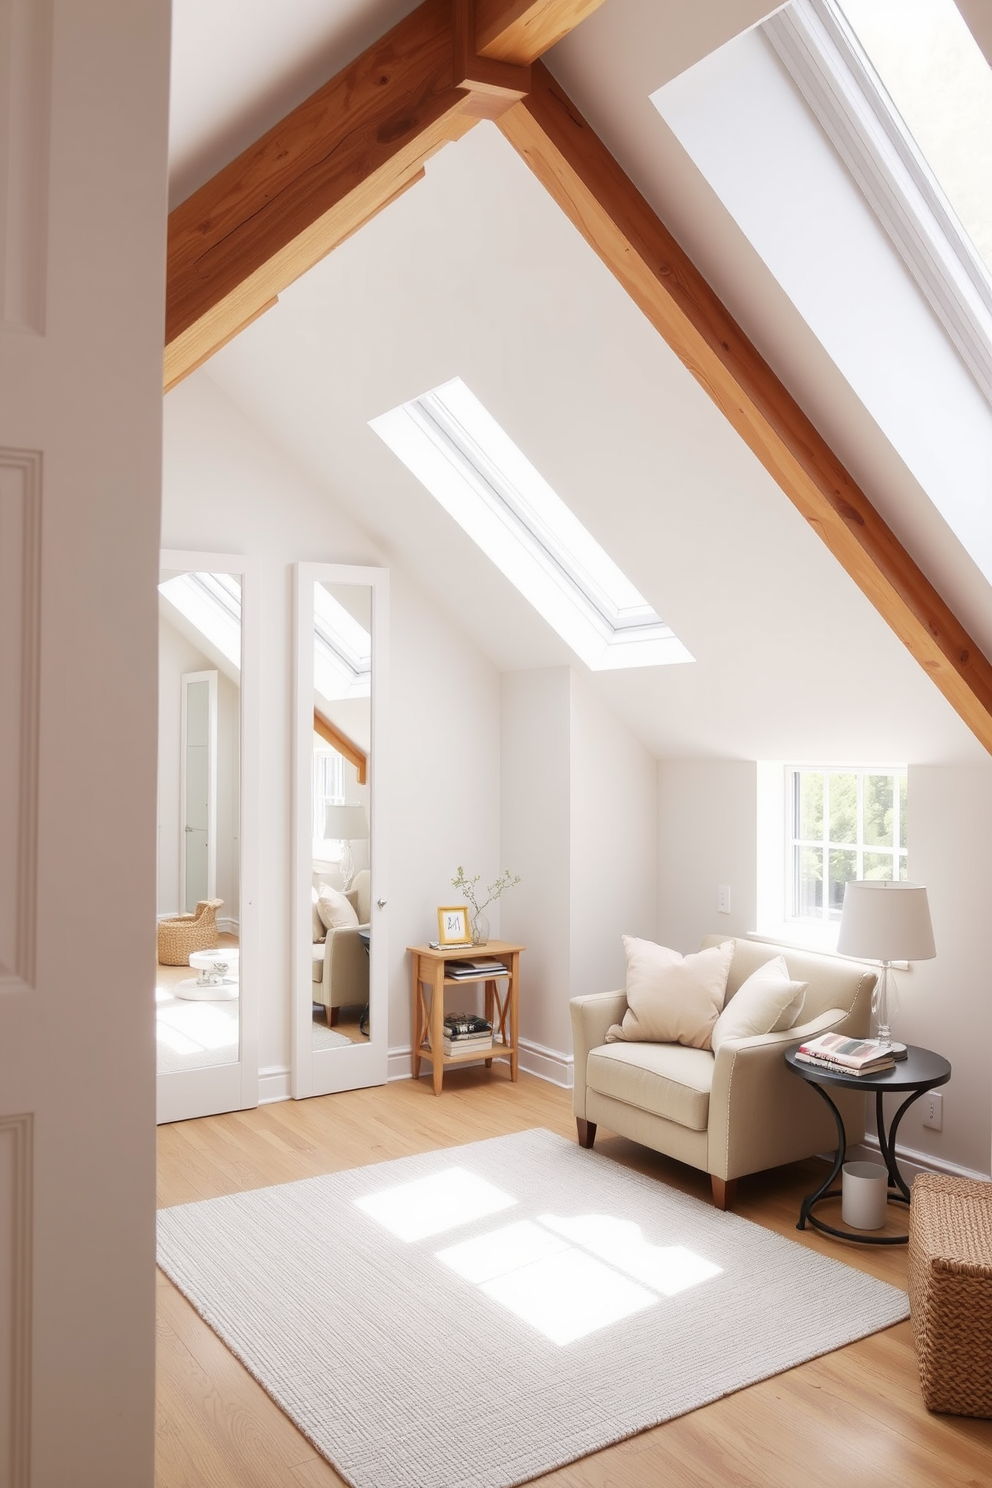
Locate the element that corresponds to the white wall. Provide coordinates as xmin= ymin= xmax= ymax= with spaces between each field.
xmin=570 ymin=669 xmax=657 ymax=999
xmin=500 ymin=668 xmax=572 ymax=1059
xmin=902 ymin=764 xmax=992 ymax=1176
xmin=501 ymin=667 xmax=659 ymax=1077
xmin=657 ymin=761 xmax=758 ymax=951
xmin=162 ymin=372 xmax=500 ymax=1090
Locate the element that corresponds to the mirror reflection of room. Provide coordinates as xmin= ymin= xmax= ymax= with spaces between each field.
xmin=310 ymin=581 xmax=372 ymax=1050
xmin=155 ymin=571 xmax=242 ymax=1075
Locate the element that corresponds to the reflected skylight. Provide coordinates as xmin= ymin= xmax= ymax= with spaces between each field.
xmin=370 ymin=378 xmax=693 ymax=672
xmin=159 ymin=572 xmax=241 ymax=669
xmin=314 ymin=583 xmax=372 ymax=701
xmin=836 ymin=0 xmax=992 ymax=278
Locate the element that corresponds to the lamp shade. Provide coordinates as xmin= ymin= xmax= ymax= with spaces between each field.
xmin=836 ymin=880 xmax=936 ymax=962
xmin=323 ymin=803 xmax=369 ymax=841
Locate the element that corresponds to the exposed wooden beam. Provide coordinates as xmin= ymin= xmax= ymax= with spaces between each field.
xmin=314 ymin=710 xmax=367 ymax=784
xmin=497 ymin=64 xmax=992 ymax=754
xmin=475 ymin=0 xmax=607 ymax=63
xmin=165 ymin=0 xmax=528 ymax=390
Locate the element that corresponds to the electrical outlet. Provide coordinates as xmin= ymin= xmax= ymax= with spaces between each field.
xmin=717 ymin=885 xmax=731 ymax=915
xmin=923 ymin=1092 xmax=943 ymax=1132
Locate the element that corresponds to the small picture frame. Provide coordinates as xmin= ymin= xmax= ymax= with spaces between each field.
xmin=437 ymin=905 xmax=471 ymax=946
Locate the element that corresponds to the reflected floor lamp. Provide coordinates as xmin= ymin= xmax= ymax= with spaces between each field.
xmin=837 ymin=880 xmax=936 ymax=1057
xmin=324 ymin=803 xmax=369 ymax=889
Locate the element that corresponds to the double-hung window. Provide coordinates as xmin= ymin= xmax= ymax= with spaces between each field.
xmin=789 ymin=766 xmax=908 ymax=924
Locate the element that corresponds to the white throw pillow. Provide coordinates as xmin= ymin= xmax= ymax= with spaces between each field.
xmin=311 ymin=886 xmax=326 ymax=944
xmin=606 ymin=937 xmax=735 ymax=1050
xmin=710 ymin=955 xmax=808 ymax=1055
xmin=316 ymin=882 xmax=359 ymax=932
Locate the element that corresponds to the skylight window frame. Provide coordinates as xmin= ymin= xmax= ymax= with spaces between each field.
xmin=763 ymin=0 xmax=992 ymax=407
xmin=370 ymin=379 xmax=692 ymax=673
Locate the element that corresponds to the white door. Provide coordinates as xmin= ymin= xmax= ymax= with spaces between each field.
xmin=0 ymin=3 xmax=170 ymax=1484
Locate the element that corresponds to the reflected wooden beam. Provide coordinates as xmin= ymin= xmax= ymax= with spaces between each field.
xmin=476 ymin=0 xmax=607 ymax=63
xmin=314 ymin=710 xmax=367 ymax=784
xmin=164 ymin=0 xmax=530 ymax=390
xmin=497 ymin=63 xmax=992 ymax=755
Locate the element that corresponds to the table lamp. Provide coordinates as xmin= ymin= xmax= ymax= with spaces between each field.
xmin=836 ymin=880 xmax=936 ymax=1057
xmin=323 ymin=803 xmax=369 ymax=887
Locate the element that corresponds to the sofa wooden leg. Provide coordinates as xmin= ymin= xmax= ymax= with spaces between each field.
xmin=711 ymin=1175 xmax=737 ymax=1211
xmin=576 ymin=1119 xmax=597 ymax=1149
xmin=328 ymin=1007 xmax=339 ymax=1027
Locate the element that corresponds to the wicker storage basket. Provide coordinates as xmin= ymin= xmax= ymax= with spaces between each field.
xmin=908 ymin=1171 xmax=992 ymax=1417
xmin=156 ymin=899 xmax=224 ymax=966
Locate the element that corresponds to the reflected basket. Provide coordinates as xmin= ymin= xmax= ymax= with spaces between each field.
xmin=157 ymin=899 xmax=224 ymax=966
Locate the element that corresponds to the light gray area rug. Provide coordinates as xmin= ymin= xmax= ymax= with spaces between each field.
xmin=157 ymin=1128 xmax=908 ymax=1488
xmin=312 ymin=1024 xmax=355 ymax=1051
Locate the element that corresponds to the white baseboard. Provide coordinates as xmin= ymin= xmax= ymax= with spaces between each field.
xmin=386 ymin=1041 xmax=573 ymax=1089
xmin=846 ymin=1135 xmax=990 ymax=1186
xmin=258 ymin=1065 xmax=291 ymax=1104
xmin=517 ymin=1037 xmax=573 ymax=1088
xmin=217 ymin=917 xmax=239 ymax=936
xmin=388 ymin=1046 xmax=414 ymax=1081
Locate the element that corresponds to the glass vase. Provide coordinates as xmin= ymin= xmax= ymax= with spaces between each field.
xmin=470 ymin=910 xmax=490 ymax=946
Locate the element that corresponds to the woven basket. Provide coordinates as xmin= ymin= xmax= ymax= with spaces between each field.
xmin=157 ymin=899 xmax=224 ymax=966
xmin=908 ymin=1171 xmax=992 ymax=1417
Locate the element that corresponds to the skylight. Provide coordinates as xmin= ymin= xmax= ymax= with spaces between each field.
xmin=314 ymin=583 xmax=372 ymax=700
xmin=370 ymin=378 xmax=692 ymax=672
xmin=158 ymin=571 xmax=241 ymax=669
xmin=836 ymin=0 xmax=992 ymax=279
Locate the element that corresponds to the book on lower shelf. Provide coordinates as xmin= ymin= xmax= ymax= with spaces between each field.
xmin=444 ymin=959 xmax=509 ymax=979
xmin=443 ymin=1035 xmax=494 ymax=1056
xmin=796 ymin=1032 xmax=896 ymax=1073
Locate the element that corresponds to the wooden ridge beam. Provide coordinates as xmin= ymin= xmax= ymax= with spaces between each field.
xmin=165 ymin=0 xmax=529 ymax=390
xmin=476 ymin=0 xmax=607 ymax=63
xmin=497 ymin=64 xmax=992 ymax=753
xmin=314 ymin=709 xmax=367 ymax=784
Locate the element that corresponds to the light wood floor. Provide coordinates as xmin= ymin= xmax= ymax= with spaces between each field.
xmin=156 ymin=1069 xmax=992 ymax=1488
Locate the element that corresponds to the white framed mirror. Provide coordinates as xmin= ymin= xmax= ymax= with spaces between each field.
xmin=156 ymin=550 xmax=259 ymax=1122
xmin=293 ymin=564 xmax=388 ymax=1097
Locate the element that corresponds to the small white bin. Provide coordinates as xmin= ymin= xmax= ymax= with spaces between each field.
xmin=842 ymin=1161 xmax=889 ymax=1230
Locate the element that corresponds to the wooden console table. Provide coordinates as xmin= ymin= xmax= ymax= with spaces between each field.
xmin=408 ymin=941 xmax=524 ymax=1095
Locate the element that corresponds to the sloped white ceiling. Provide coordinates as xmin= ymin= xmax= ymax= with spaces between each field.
xmin=167 ymin=0 xmax=986 ymax=764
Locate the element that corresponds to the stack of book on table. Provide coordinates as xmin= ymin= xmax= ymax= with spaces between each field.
xmin=442 ymin=1013 xmax=494 ymax=1057
xmin=444 ymin=957 xmax=509 ymax=980
xmin=795 ymin=1032 xmax=896 ymax=1076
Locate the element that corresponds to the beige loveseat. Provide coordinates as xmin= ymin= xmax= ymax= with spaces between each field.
xmin=570 ymin=936 xmax=876 ymax=1209
xmin=312 ymin=869 xmax=371 ymax=1024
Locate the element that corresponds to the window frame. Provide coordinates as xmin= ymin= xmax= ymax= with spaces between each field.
xmin=763 ymin=0 xmax=992 ymax=407
xmin=785 ymin=763 xmax=908 ymax=928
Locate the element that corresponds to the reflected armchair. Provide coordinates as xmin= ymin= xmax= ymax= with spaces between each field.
xmin=312 ymin=869 xmax=371 ymax=1025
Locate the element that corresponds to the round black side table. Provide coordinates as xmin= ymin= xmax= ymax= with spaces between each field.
xmin=784 ymin=1044 xmax=951 ymax=1245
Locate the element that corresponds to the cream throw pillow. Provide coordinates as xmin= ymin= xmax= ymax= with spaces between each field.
xmin=710 ymin=955 xmax=808 ymax=1055
xmin=606 ymin=937 xmax=734 ymax=1050
xmin=316 ymin=882 xmax=359 ymax=932
xmin=311 ymin=887 xmax=326 ymax=943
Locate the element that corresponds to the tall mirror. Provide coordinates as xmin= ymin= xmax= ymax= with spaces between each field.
xmin=294 ymin=564 xmax=387 ymax=1098
xmin=156 ymin=553 xmax=257 ymax=1122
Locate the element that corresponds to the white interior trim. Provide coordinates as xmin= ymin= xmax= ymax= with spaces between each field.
xmin=764 ymin=0 xmax=992 ymax=405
